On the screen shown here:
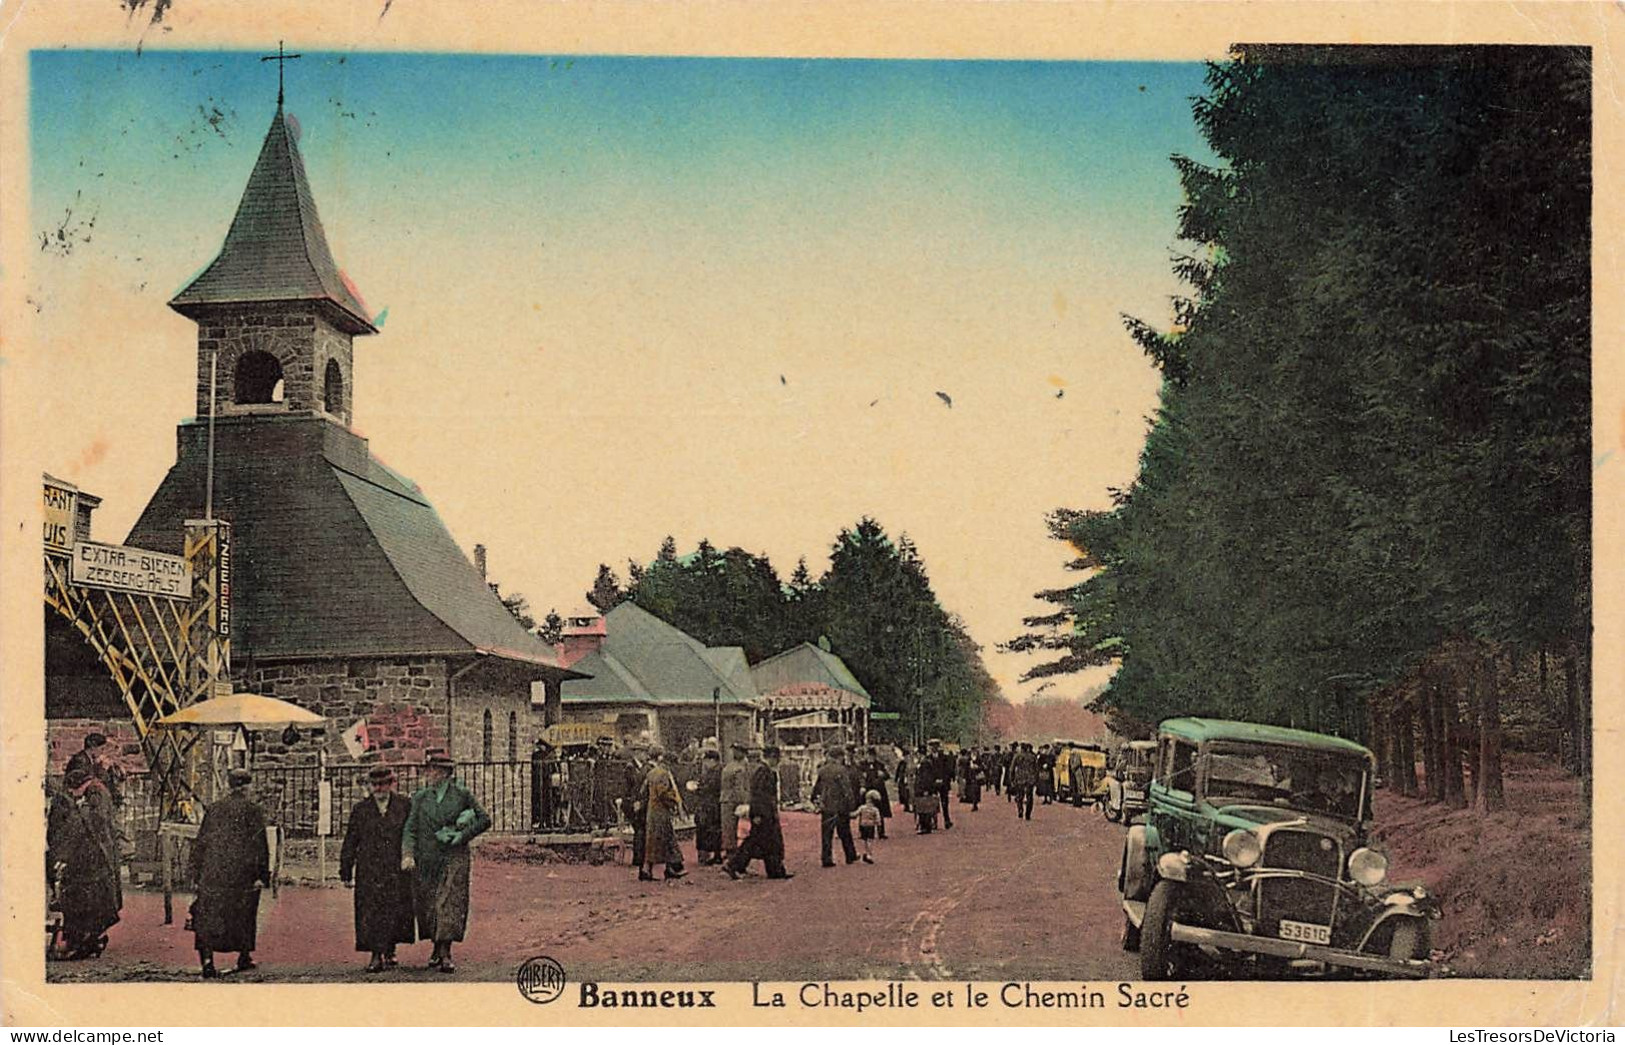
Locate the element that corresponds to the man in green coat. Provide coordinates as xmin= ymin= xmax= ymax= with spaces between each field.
xmin=400 ymin=751 xmax=490 ymax=973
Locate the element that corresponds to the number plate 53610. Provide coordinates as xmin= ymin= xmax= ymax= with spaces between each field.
xmin=1278 ymin=919 xmax=1331 ymax=945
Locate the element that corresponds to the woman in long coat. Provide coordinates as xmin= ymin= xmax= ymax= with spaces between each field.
xmin=47 ymin=771 xmax=121 ymax=959
xmin=894 ymin=749 xmax=912 ymax=813
xmin=401 ymin=752 xmax=490 ymax=973
xmin=858 ymin=751 xmax=892 ymax=839
xmin=340 ymin=766 xmax=415 ymax=971
xmin=190 ymin=768 xmax=270 ymax=977
xmin=960 ymin=749 xmax=983 ymax=811
xmin=691 ymin=748 xmax=724 ymax=865
xmin=1036 ymin=744 xmax=1057 ymax=804
xmin=641 ymin=746 xmax=687 ymax=880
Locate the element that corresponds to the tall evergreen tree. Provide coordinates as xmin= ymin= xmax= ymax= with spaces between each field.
xmin=1016 ymin=47 xmax=1590 ymax=791
xmin=586 ymin=563 xmax=625 ymax=614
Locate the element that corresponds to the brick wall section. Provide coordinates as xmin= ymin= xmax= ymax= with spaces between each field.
xmin=246 ymin=656 xmax=449 ymax=766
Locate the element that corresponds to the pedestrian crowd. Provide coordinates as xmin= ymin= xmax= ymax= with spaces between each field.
xmin=47 ymin=731 xmax=1079 ymax=978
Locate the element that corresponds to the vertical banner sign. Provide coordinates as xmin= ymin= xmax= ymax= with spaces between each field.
xmin=217 ymin=522 xmax=232 ymax=638
xmin=43 ymin=479 xmax=76 ymax=552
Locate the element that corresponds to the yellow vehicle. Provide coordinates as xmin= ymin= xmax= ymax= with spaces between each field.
xmin=1053 ymin=739 xmax=1108 ymax=806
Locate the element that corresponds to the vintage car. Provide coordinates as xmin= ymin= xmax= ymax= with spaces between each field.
xmin=1118 ymin=717 xmax=1440 ymax=980
xmin=1102 ymin=739 xmax=1157 ymax=822
xmin=1052 ymin=740 xmax=1107 ymax=806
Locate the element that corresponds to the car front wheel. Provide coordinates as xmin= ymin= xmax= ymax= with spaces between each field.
xmin=1387 ymin=918 xmax=1432 ymax=963
xmin=1140 ymin=880 xmax=1190 ymax=981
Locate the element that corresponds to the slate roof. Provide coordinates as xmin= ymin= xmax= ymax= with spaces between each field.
xmin=560 ymin=603 xmax=759 ymax=707
xmin=126 ymin=416 xmax=576 ymax=675
xmin=750 ymin=643 xmax=873 ymax=706
xmin=170 ymin=107 xmax=375 ymax=335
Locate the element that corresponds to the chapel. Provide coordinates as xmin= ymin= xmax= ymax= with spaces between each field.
xmin=122 ymin=98 xmax=582 ymax=769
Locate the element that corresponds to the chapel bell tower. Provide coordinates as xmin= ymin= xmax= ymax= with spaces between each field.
xmin=168 ymin=100 xmax=375 ymax=427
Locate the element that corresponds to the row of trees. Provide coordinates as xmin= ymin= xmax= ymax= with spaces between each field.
xmin=982 ymin=685 xmax=1111 ymax=747
xmin=554 ymin=518 xmax=1000 ymax=741
xmin=1011 ymin=46 xmax=1592 ymax=809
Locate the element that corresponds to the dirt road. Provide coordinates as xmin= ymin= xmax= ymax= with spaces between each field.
xmin=49 ymin=793 xmax=1137 ymax=984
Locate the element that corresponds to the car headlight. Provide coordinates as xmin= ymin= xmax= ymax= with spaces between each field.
xmin=1221 ymin=829 xmax=1262 ymax=868
xmin=1348 ymin=846 xmax=1388 ymax=886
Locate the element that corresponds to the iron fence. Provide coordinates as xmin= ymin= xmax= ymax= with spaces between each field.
xmin=248 ymin=761 xmax=536 ymax=837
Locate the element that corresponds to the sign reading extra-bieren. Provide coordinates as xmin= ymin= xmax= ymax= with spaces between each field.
xmin=70 ymin=539 xmax=191 ymax=598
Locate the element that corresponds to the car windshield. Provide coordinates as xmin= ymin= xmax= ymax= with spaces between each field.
xmin=1203 ymin=744 xmax=1367 ymax=819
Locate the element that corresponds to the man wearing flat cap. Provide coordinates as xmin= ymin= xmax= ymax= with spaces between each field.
xmin=813 ymin=744 xmax=859 ymax=867
xmin=190 ymin=768 xmax=270 ymax=978
xmin=340 ymin=765 xmax=415 ymax=972
xmin=401 ymin=751 xmax=490 ymax=973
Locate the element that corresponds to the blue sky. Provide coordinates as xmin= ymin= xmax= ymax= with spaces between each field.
xmin=29 ymin=50 xmax=1210 ymax=700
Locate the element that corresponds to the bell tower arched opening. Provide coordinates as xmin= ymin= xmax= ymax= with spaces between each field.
xmin=233 ymin=350 xmax=285 ymax=406
xmin=323 ymin=358 xmax=345 ymax=417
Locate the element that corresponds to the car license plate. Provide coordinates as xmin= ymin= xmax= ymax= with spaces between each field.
xmin=1278 ymin=919 xmax=1331 ymax=945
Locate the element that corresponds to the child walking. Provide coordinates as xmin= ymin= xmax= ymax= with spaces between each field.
xmin=857 ymin=790 xmax=882 ymax=863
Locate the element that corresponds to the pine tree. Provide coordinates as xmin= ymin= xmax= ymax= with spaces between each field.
xmin=586 ymin=564 xmax=624 ymax=614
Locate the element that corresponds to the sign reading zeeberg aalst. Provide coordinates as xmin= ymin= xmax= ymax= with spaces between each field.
xmin=70 ymin=539 xmax=191 ymax=598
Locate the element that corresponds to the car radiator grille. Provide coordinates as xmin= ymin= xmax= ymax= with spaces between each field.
xmin=1258 ymin=830 xmax=1341 ymax=929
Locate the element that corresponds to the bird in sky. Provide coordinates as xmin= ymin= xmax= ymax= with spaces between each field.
xmin=935 ymin=391 xmax=953 ymax=408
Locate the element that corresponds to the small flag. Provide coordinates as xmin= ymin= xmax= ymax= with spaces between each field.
xmin=340 ymin=718 xmax=370 ymax=759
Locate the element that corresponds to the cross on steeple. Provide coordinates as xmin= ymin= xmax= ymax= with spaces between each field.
xmin=260 ymin=40 xmax=302 ymax=108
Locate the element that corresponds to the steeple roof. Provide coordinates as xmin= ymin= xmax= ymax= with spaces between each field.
xmin=170 ymin=106 xmax=375 ymax=334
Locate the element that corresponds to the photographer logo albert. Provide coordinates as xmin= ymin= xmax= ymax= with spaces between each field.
xmin=517 ymin=956 xmax=566 ymax=1004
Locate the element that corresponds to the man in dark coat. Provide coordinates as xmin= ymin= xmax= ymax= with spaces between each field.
xmin=1010 ymin=743 xmax=1038 ymax=821
xmin=692 ymin=744 xmax=724 ymax=865
xmin=339 ymin=766 xmax=415 ymax=972
xmin=911 ymin=748 xmax=938 ymax=833
xmin=813 ymin=745 xmax=859 ymax=867
xmin=724 ymin=747 xmax=793 ymax=880
xmin=925 ymin=739 xmax=954 ymax=830
xmin=857 ymin=749 xmax=892 ymax=839
xmin=65 ymin=733 xmax=125 ymax=807
xmin=894 ymin=748 xmax=912 ymax=813
xmin=619 ymin=741 xmax=652 ymax=871
xmin=47 ymin=770 xmax=121 ymax=959
xmin=1004 ymin=742 xmax=1020 ymax=801
xmin=190 ymin=768 xmax=270 ymax=978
